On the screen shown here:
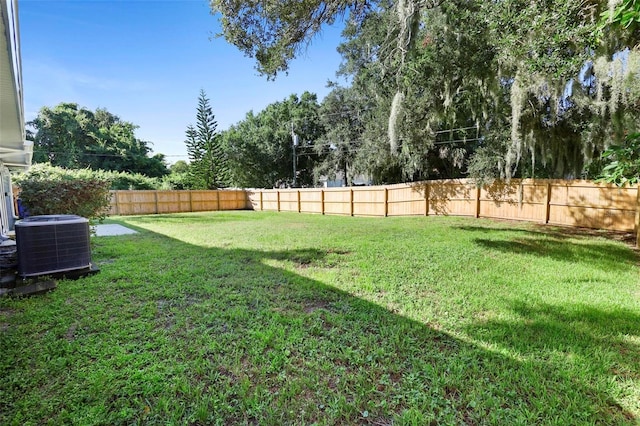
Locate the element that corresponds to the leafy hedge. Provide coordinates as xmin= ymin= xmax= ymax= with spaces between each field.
xmin=13 ymin=164 xmax=112 ymax=222
xmin=13 ymin=164 xmax=197 ymax=221
xmin=106 ymin=171 xmax=159 ymax=190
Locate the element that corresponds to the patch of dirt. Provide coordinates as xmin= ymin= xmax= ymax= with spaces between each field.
xmin=388 ymin=371 xmax=403 ymax=385
xmin=65 ymin=323 xmax=78 ymax=341
xmin=217 ymin=366 xmax=239 ymax=383
xmin=603 ymin=399 xmax=637 ymax=422
xmin=443 ymin=385 xmax=461 ymax=401
xmin=326 ymin=376 xmax=339 ymax=391
xmin=0 ymin=308 xmax=17 ymax=332
xmin=0 ymin=307 xmax=17 ymax=317
xmin=303 ymin=300 xmax=332 ymax=313
xmin=294 ymin=260 xmax=312 ymax=269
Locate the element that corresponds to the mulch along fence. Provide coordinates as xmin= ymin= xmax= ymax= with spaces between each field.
xmin=109 ymin=179 xmax=640 ymax=243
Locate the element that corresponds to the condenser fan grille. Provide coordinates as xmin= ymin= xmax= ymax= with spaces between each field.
xmin=16 ymin=215 xmax=91 ymax=277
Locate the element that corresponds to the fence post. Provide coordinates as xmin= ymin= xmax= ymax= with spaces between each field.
xmin=259 ymin=191 xmax=263 ymax=211
xmin=297 ymin=190 xmax=301 ymax=213
xmin=113 ymin=191 xmax=120 ymax=216
xmin=475 ymin=186 xmax=481 ymax=218
xmin=216 ymin=190 xmax=221 ymax=211
xmin=425 ymin=182 xmax=430 ymax=216
xmin=384 ymin=187 xmax=389 ymax=217
xmin=635 ymin=184 xmax=640 ymax=248
xmin=545 ymin=182 xmax=552 ymax=224
xmin=154 ymin=191 xmax=159 ymax=214
xmin=321 ymin=189 xmax=325 ymax=215
xmin=349 ymin=188 xmax=354 ymax=216
xmin=277 ymin=191 xmax=281 ymax=212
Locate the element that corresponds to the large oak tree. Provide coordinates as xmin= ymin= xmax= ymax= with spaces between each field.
xmin=28 ymin=103 xmax=168 ymax=177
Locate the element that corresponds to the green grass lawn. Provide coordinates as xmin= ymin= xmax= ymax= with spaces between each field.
xmin=1 ymin=211 xmax=639 ymax=425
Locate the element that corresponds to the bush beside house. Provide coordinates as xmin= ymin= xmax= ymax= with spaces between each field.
xmin=13 ymin=164 xmax=112 ymax=222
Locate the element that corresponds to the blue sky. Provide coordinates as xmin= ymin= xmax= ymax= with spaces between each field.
xmin=19 ymin=0 xmax=346 ymax=163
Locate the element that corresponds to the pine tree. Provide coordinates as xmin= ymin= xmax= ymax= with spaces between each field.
xmin=184 ymin=90 xmax=229 ymax=189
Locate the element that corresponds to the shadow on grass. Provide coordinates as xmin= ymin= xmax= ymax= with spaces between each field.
xmin=455 ymin=225 xmax=637 ymax=270
xmin=467 ymin=300 xmax=640 ymax=357
xmin=1 ymin=219 xmax=636 ymax=425
xmin=456 ymin=223 xmax=636 ymax=244
xmin=464 ymin=300 xmax=639 ymax=420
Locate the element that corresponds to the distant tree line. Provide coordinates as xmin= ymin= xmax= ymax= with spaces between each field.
xmin=26 ymin=102 xmax=198 ymax=190
xmin=28 ymin=103 xmax=169 ymax=179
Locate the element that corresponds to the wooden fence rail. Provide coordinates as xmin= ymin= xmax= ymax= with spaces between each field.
xmin=107 ymin=180 xmax=640 ymax=244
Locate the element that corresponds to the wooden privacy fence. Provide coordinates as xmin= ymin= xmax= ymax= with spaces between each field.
xmin=107 ymin=180 xmax=640 ymax=242
xmin=246 ymin=179 xmax=639 ymax=234
xmin=108 ymin=189 xmax=249 ymax=216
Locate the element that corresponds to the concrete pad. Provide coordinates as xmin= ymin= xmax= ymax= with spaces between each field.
xmin=10 ymin=280 xmax=57 ymax=296
xmin=94 ymin=224 xmax=137 ymax=236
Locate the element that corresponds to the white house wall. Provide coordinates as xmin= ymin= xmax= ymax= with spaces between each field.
xmin=0 ymin=0 xmax=32 ymax=170
xmin=1 ymin=0 xmax=31 ymax=233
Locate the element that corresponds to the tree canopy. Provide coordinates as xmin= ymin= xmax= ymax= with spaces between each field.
xmin=211 ymin=0 xmax=373 ymax=78
xmin=213 ymin=0 xmax=640 ymax=185
xmin=221 ymin=92 xmax=323 ymax=188
xmin=28 ymin=103 xmax=168 ymax=178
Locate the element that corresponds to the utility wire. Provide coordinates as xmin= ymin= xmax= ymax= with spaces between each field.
xmin=32 ymin=150 xmax=189 ymax=158
xmin=432 ymin=125 xmax=479 ymax=135
xmin=295 ymin=140 xmax=478 ymax=158
xmin=33 ymin=125 xmax=481 ymax=160
xmin=294 ymin=136 xmax=481 ymax=153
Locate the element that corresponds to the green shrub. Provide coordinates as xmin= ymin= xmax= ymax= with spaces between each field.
xmin=13 ymin=164 xmax=112 ymax=222
xmin=160 ymin=172 xmax=191 ymax=190
xmin=597 ymin=132 xmax=640 ymax=186
xmin=105 ymin=171 xmax=159 ymax=190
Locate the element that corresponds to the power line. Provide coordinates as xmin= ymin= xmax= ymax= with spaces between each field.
xmin=432 ymin=125 xmax=479 ymax=135
xmin=433 ymin=137 xmax=483 ymax=145
xmin=295 ymin=140 xmax=479 ymax=158
xmin=294 ymin=135 xmax=481 ymax=153
xmin=32 ymin=124 xmax=481 ymax=162
xmin=32 ymin=150 xmax=189 ymax=159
